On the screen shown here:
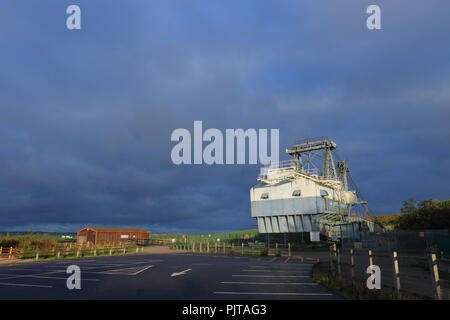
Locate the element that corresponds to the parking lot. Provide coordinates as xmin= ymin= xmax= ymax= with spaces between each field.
xmin=0 ymin=253 xmax=340 ymax=299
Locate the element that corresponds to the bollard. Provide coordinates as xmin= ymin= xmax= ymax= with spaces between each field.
xmin=109 ymin=249 xmax=112 ymax=256
xmin=241 ymin=242 xmax=244 ymax=256
xmin=368 ymin=250 xmax=374 ymax=266
xmin=429 ymin=253 xmax=443 ymax=300
xmin=392 ymin=251 xmax=401 ymax=295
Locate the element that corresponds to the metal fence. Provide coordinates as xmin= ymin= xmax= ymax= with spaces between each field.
xmin=172 ymin=241 xmax=296 ymax=257
xmin=329 ymin=244 xmax=450 ymax=300
xmin=339 ymin=230 xmax=450 ymax=254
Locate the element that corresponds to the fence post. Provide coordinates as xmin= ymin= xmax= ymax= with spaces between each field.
xmin=223 ymin=242 xmax=226 ymax=255
xmin=136 ymin=247 xmax=139 ymax=253
xmin=77 ymin=249 xmax=80 ymax=257
xmin=57 ymin=251 xmax=61 ymax=259
xmin=207 ymin=242 xmax=210 ymax=253
xmin=123 ymin=247 xmax=126 ymax=254
xmin=429 ymin=253 xmax=443 ymax=300
xmin=9 ymin=247 xmax=13 ymax=259
xmin=368 ymin=250 xmax=374 ymax=266
xmin=215 ymin=242 xmax=218 ymax=254
xmin=392 ymin=251 xmax=401 ymax=296
xmin=275 ymin=242 xmax=279 ymax=256
xmin=199 ymin=242 xmax=202 ymax=253
xmin=35 ymin=251 xmax=39 ymax=261
xmin=241 ymin=242 xmax=244 ymax=256
xmin=350 ymin=249 xmax=356 ymax=282
xmin=337 ymin=249 xmax=342 ymax=279
xmin=329 ymin=243 xmax=335 ymax=275
xmin=288 ymin=243 xmax=291 ymax=257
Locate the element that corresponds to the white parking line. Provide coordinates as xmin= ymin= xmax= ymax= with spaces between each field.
xmin=213 ymin=292 xmax=333 ymax=296
xmin=0 ymin=282 xmax=53 ymax=288
xmin=232 ymin=275 xmax=309 ymax=278
xmin=250 ymin=265 xmax=311 ymax=267
xmin=250 ymin=265 xmax=312 ymax=269
xmin=241 ymin=269 xmax=309 ymax=273
xmin=0 ymin=273 xmax=100 ymax=281
xmin=221 ymin=281 xmax=318 ymax=286
xmin=101 ymin=265 xmax=153 ymax=275
xmin=131 ymin=265 xmax=153 ymax=275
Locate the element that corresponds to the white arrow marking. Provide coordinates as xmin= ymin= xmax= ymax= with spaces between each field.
xmin=170 ymin=268 xmax=192 ymax=277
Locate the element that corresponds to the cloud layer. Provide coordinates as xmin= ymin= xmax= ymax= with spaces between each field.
xmin=0 ymin=1 xmax=449 ymax=232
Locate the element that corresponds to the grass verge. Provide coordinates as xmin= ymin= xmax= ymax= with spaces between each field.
xmin=312 ymin=261 xmax=424 ymax=300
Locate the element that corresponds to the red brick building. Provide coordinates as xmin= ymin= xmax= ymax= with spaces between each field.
xmin=77 ymin=227 xmax=150 ymax=245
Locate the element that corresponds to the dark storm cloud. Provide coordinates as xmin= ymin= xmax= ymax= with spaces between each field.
xmin=0 ymin=1 xmax=449 ymax=232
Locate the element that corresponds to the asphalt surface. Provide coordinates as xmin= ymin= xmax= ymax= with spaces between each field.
xmin=0 ymin=253 xmax=340 ymax=299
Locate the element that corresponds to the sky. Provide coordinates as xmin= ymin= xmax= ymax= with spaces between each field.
xmin=0 ymin=1 xmax=449 ymax=233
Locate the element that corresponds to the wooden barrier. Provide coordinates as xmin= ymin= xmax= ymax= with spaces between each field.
xmin=0 ymin=247 xmax=22 ymax=259
xmin=429 ymin=253 xmax=443 ymax=300
xmin=392 ymin=251 xmax=401 ymax=295
xmin=2 ymin=245 xmax=142 ymax=261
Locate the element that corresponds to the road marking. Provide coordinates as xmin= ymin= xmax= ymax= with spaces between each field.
xmin=241 ymin=269 xmax=309 ymax=273
xmin=232 ymin=275 xmax=309 ymax=278
xmin=250 ymin=265 xmax=312 ymax=268
xmin=100 ymin=265 xmax=154 ymax=275
xmin=213 ymin=291 xmax=333 ymax=296
xmin=0 ymin=282 xmax=53 ymax=288
xmin=221 ymin=281 xmax=318 ymax=286
xmin=131 ymin=265 xmax=153 ymax=275
xmin=0 ymin=273 xmax=99 ymax=281
xmin=171 ymin=268 xmax=192 ymax=277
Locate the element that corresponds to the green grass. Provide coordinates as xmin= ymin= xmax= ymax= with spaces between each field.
xmin=312 ymin=261 xmax=424 ymax=300
xmin=154 ymin=229 xmax=259 ymax=243
xmin=0 ymin=233 xmax=62 ymax=250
